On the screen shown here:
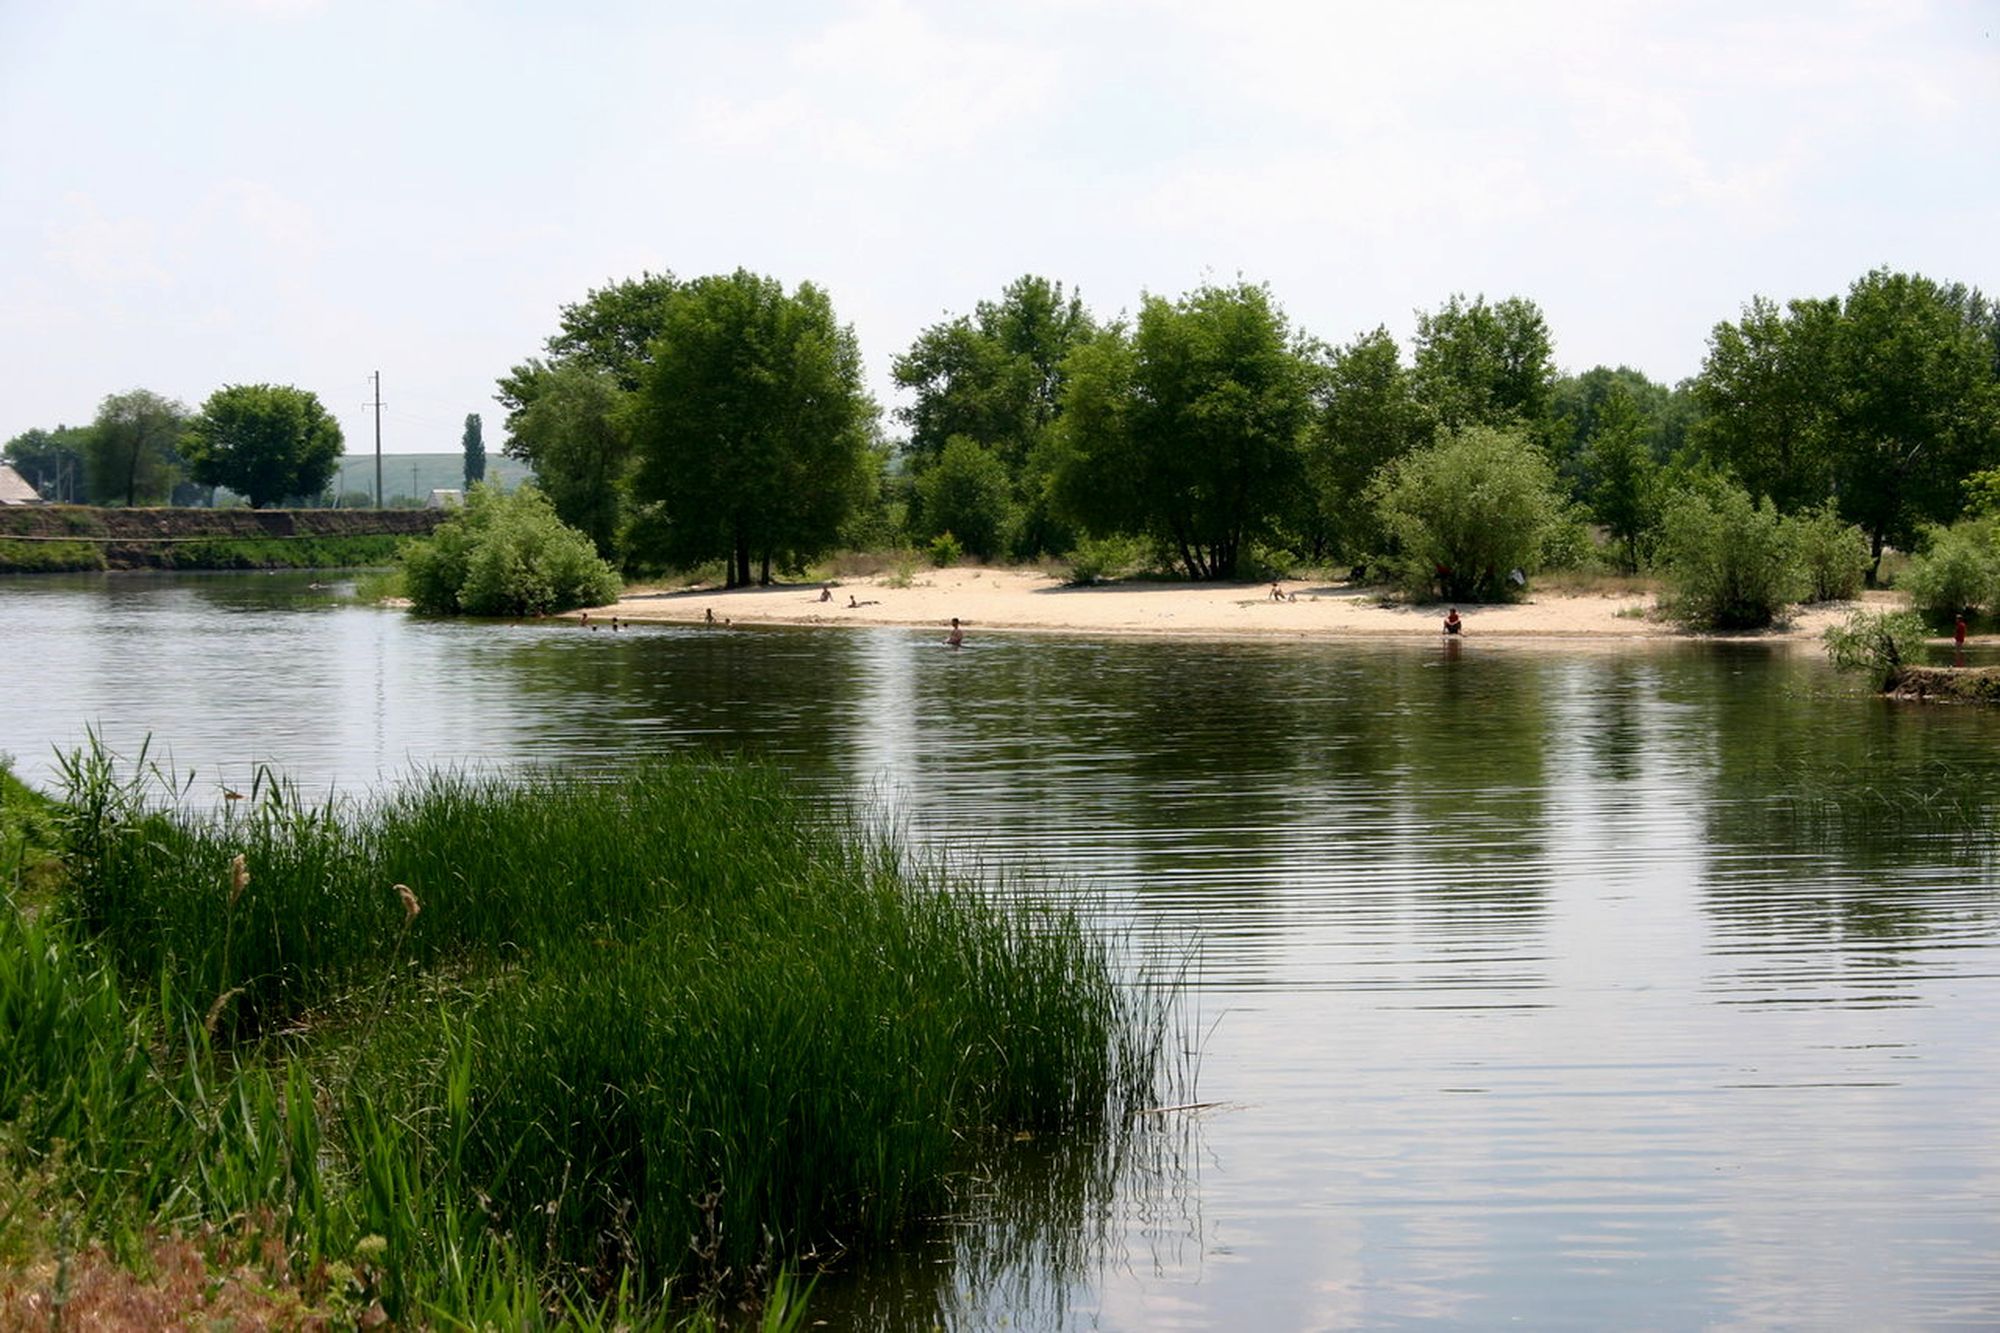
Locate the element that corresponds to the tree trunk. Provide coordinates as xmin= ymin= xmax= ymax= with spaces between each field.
xmin=759 ymin=551 xmax=771 ymax=586
xmin=1867 ymin=527 xmax=1886 ymax=588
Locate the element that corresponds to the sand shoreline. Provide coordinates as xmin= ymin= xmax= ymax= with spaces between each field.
xmin=575 ymin=567 xmax=1906 ymax=647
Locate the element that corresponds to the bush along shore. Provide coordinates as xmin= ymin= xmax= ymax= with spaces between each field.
xmin=0 ymin=741 xmax=1177 ymax=1327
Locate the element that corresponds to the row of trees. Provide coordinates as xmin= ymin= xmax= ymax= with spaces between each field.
xmin=4 ymin=386 xmax=346 ymax=509
xmin=500 ymin=265 xmax=1999 ymax=595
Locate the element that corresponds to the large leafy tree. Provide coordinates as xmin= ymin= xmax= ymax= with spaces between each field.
xmin=1053 ymin=281 xmax=1310 ymax=580
xmin=1304 ymin=327 xmax=1423 ymax=561
xmin=628 ymin=270 xmax=877 ymax=587
xmin=1410 ymin=294 xmax=1557 ymax=437
xmin=1549 ymin=365 xmax=1690 ymax=498
xmin=1687 ymin=295 xmax=1841 ymax=512
xmin=894 ymin=275 xmax=1094 ymax=555
xmin=180 ymin=384 xmax=344 ymax=508
xmin=1691 ymin=270 xmax=2000 ymax=580
xmin=497 ymin=271 xmax=679 ymax=554
xmin=86 ymin=389 xmax=187 ymax=507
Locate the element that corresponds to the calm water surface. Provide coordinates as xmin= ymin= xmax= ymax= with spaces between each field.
xmin=4 ymin=572 xmax=2000 ymax=1329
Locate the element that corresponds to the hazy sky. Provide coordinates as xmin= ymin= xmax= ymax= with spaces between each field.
xmin=2 ymin=0 xmax=1994 ymax=455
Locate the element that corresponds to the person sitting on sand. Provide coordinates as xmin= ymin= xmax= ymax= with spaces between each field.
xmin=819 ymin=585 xmax=833 ymax=603
xmin=1443 ymin=607 xmax=1462 ymax=636
xmin=848 ymin=594 xmax=859 ymax=608
xmin=1271 ymin=581 xmax=1285 ymax=602
xmin=704 ymin=607 xmax=714 ymax=624
xmin=947 ymin=617 xmax=964 ymax=648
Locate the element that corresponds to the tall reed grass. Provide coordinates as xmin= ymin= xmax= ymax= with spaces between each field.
xmin=0 ymin=738 xmax=1179 ymax=1325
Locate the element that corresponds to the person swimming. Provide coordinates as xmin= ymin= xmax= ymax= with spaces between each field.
xmin=947 ymin=617 xmax=964 ymax=648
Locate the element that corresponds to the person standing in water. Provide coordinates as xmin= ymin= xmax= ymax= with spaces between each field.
xmin=947 ymin=617 xmax=964 ymax=648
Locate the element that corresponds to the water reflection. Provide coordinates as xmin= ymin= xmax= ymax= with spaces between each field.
xmin=6 ymin=576 xmax=2000 ymax=1327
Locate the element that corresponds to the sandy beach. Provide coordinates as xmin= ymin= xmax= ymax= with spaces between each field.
xmin=579 ymin=567 xmax=1899 ymax=646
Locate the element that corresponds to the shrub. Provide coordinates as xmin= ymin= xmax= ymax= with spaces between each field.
xmin=1824 ymin=608 xmax=1929 ymax=690
xmin=1065 ymin=534 xmax=1146 ymax=585
xmin=1785 ymin=505 xmax=1869 ymax=603
xmin=1368 ymin=424 xmax=1565 ymax=602
xmin=1656 ymin=481 xmax=1799 ymax=629
xmin=1537 ymin=504 xmax=1598 ymax=572
xmin=927 ymin=530 xmax=964 ymax=568
xmin=1900 ymin=521 xmax=1997 ymax=620
xmin=401 ymin=484 xmax=620 ymax=616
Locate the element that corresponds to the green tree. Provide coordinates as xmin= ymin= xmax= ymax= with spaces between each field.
xmin=86 ymin=390 xmax=187 ymax=507
xmin=497 ymin=271 xmax=681 ymax=561
xmin=180 ymin=384 xmax=343 ymax=508
xmin=3 ymin=426 xmax=91 ymax=502
xmin=505 ymin=364 xmax=627 ymax=558
xmin=1655 ymin=480 xmax=1799 ymax=629
xmin=915 ymin=436 xmax=1013 ymax=558
xmin=1578 ymin=384 xmax=1658 ymax=573
xmin=1691 ymin=270 xmax=2000 ymax=581
xmin=1052 ymin=281 xmax=1310 ymax=581
xmin=895 ymin=275 xmax=1094 ymax=555
xmin=402 ymin=484 xmax=621 ymax=616
xmin=462 ymin=413 xmax=486 ymax=489
xmin=628 ymin=270 xmax=877 ymax=587
xmin=1550 ymin=365 xmax=1685 ymax=497
xmin=1824 ymin=269 xmax=2000 ymax=580
xmin=1368 ymin=424 xmax=1565 ymax=602
xmin=1900 ymin=521 xmax=1997 ymax=620
xmin=1304 ymin=327 xmax=1422 ymax=561
xmin=1783 ymin=505 xmax=1869 ymax=603
xmin=1410 ymin=294 xmax=1557 ymax=436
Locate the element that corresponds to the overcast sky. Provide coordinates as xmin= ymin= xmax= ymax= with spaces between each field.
xmin=2 ymin=0 xmax=1994 ymax=455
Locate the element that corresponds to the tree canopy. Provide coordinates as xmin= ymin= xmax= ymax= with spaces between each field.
xmin=1368 ymin=424 xmax=1565 ymax=601
xmin=462 ymin=413 xmax=486 ymax=489
xmin=1691 ymin=269 xmax=2000 ymax=578
xmin=1053 ymin=281 xmax=1310 ymax=580
xmin=1410 ymin=294 xmax=1557 ymax=435
xmin=180 ymin=384 xmax=343 ymax=508
xmin=86 ymin=390 xmax=188 ymax=507
xmin=628 ymin=270 xmax=877 ymax=586
xmin=497 ymin=272 xmax=680 ymax=553
xmin=1304 ymin=326 xmax=1422 ymax=561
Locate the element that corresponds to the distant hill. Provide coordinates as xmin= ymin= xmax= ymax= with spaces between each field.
xmin=330 ymin=453 xmax=536 ymax=505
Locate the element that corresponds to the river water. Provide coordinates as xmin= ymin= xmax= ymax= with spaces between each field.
xmin=4 ymin=572 xmax=2000 ymax=1329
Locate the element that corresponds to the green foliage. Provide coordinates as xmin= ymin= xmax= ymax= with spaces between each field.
xmin=926 ymin=530 xmax=964 ymax=568
xmin=1368 ymin=424 xmax=1565 ymax=601
xmin=628 ymin=271 xmax=877 ymax=587
xmin=0 ymin=538 xmax=105 ymax=573
xmin=86 ymin=389 xmax=187 ymax=507
xmin=2 ymin=425 xmax=90 ymax=502
xmin=0 ymin=758 xmax=59 ymax=899
xmin=461 ymin=412 xmax=485 ymax=488
xmin=1967 ymin=466 xmax=2000 ymax=519
xmin=1784 ymin=505 xmax=1869 ymax=602
xmin=1410 ymin=293 xmax=1556 ymax=435
xmin=1305 ymin=327 xmax=1422 ymax=560
xmin=402 ymin=484 xmax=620 ymax=616
xmin=500 ymin=361 xmax=630 ymax=558
xmin=181 ymin=384 xmax=344 ymax=509
xmin=1655 ymin=480 xmax=1800 ymax=629
xmin=1549 ymin=365 xmax=1689 ymax=497
xmin=1691 ymin=270 xmax=2000 ymax=578
xmin=1577 ymin=383 xmax=1659 ymax=573
xmin=1064 ymin=533 xmax=1147 ymax=585
xmin=914 ymin=436 xmax=1012 ymax=558
xmin=14 ymin=741 xmax=1176 ymax=1322
xmin=158 ymin=535 xmax=403 ymax=570
xmin=1900 ymin=521 xmax=1998 ymax=619
xmin=1053 ymin=281 xmax=1311 ymax=580
xmin=1824 ymin=608 xmax=1930 ymax=689
xmin=1537 ymin=504 xmax=1598 ymax=572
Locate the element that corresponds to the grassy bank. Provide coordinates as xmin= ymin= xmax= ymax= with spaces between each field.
xmin=1 ymin=745 xmax=1174 ymax=1326
xmin=0 ymin=533 xmax=408 ymax=573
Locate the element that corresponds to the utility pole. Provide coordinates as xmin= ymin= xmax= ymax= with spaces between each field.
xmin=370 ymin=368 xmax=384 ymax=508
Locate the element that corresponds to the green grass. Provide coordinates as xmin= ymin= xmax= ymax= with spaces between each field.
xmin=1 ymin=739 xmax=1177 ymax=1326
xmin=0 ymin=539 xmax=106 ymax=573
xmin=158 ymin=534 xmax=407 ymax=570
